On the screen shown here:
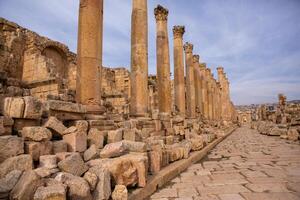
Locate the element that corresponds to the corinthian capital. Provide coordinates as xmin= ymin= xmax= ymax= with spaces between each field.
xmin=154 ymin=5 xmax=169 ymax=21
xmin=183 ymin=42 xmax=193 ymax=54
xmin=173 ymin=26 xmax=185 ymax=39
xmin=192 ymin=55 xmax=200 ymax=63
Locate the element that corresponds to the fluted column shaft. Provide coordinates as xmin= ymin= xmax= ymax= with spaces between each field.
xmin=130 ymin=0 xmax=148 ymax=116
xmin=193 ymin=55 xmax=201 ymax=117
xmin=173 ymin=26 xmax=185 ymax=116
xmin=76 ymin=0 xmax=103 ymax=112
xmin=154 ymin=5 xmax=171 ymax=114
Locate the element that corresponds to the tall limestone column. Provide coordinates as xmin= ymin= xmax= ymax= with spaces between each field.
xmin=184 ymin=43 xmax=196 ymax=118
xmin=76 ymin=0 xmax=103 ymax=113
xmin=173 ymin=26 xmax=185 ymax=116
xmin=154 ymin=5 xmax=172 ymax=114
xmin=206 ymin=68 xmax=213 ymax=120
xmin=193 ymin=55 xmax=201 ymax=117
xmin=130 ymin=0 xmax=148 ymax=117
xmin=201 ymin=63 xmax=209 ymax=120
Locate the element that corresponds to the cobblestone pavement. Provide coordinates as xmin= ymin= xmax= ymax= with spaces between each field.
xmin=150 ymin=126 xmax=300 ymax=200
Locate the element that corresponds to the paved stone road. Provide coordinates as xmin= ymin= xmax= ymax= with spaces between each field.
xmin=150 ymin=126 xmax=300 ymax=200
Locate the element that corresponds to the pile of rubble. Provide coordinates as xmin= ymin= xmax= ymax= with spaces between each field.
xmin=0 ymin=96 xmax=228 ymax=200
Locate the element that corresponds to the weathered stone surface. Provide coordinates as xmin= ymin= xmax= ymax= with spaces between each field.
xmin=87 ymin=128 xmax=104 ymax=149
xmin=55 ymin=172 xmax=92 ymax=200
xmin=34 ymin=184 xmax=66 ymax=200
xmin=53 ymin=140 xmax=68 ymax=154
xmin=189 ymin=138 xmax=204 ymax=151
xmin=148 ymin=150 xmax=162 ymax=174
xmin=58 ymin=153 xmax=88 ymax=176
xmin=287 ymin=128 xmax=299 ymax=141
xmin=10 ymin=170 xmax=43 ymax=200
xmin=88 ymin=166 xmax=111 ymax=200
xmin=123 ymin=140 xmax=147 ymax=153
xmin=0 ymin=154 xmax=33 ymax=178
xmin=46 ymin=100 xmax=86 ymax=113
xmin=269 ymin=126 xmax=287 ymax=136
xmin=44 ymin=116 xmax=67 ymax=137
xmin=123 ymin=129 xmax=138 ymax=141
xmin=109 ymin=158 xmax=138 ymax=187
xmin=0 ymin=135 xmax=24 ymax=163
xmin=34 ymin=167 xmax=59 ymax=178
xmin=84 ymin=144 xmax=98 ymax=161
xmin=0 ymin=170 xmax=22 ymax=198
xmin=23 ymin=96 xmax=43 ymax=119
xmin=39 ymin=155 xmax=57 ymax=169
xmin=121 ymin=154 xmax=148 ymax=187
xmin=100 ymin=141 xmax=128 ymax=158
xmin=108 ymin=129 xmax=123 ymax=143
xmin=4 ymin=97 xmax=25 ymax=118
xmin=112 ymin=185 xmax=128 ymax=200
xmin=25 ymin=141 xmax=52 ymax=161
xmin=83 ymin=171 xmax=98 ymax=191
xmin=22 ymin=127 xmax=52 ymax=142
xmin=63 ymin=126 xmax=87 ymax=152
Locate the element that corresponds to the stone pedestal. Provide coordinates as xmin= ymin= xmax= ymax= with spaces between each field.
xmin=184 ymin=43 xmax=195 ymax=119
xmin=76 ymin=0 xmax=103 ymax=113
xmin=130 ymin=0 xmax=148 ymax=117
xmin=154 ymin=5 xmax=171 ymax=114
xmin=173 ymin=26 xmax=185 ymax=116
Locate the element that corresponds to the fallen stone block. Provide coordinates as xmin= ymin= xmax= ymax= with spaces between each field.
xmin=55 ymin=172 xmax=92 ymax=200
xmin=39 ymin=155 xmax=57 ymax=169
xmin=287 ymin=128 xmax=299 ymax=141
xmin=44 ymin=116 xmax=67 ymax=137
xmin=100 ymin=141 xmax=128 ymax=158
xmin=83 ymin=171 xmax=98 ymax=191
xmin=53 ymin=140 xmax=68 ymax=154
xmin=0 ymin=135 xmax=24 ymax=163
xmin=34 ymin=167 xmax=59 ymax=178
xmin=33 ymin=184 xmax=66 ymax=200
xmin=23 ymin=96 xmax=43 ymax=119
xmin=123 ymin=140 xmax=147 ymax=153
xmin=108 ymin=129 xmax=123 ymax=144
xmin=4 ymin=97 xmax=25 ymax=118
xmin=87 ymin=128 xmax=104 ymax=149
xmin=189 ymin=138 xmax=204 ymax=151
xmin=10 ymin=170 xmax=43 ymax=200
xmin=63 ymin=126 xmax=87 ymax=152
xmin=13 ymin=118 xmax=40 ymax=132
xmin=25 ymin=141 xmax=53 ymax=161
xmin=269 ymin=126 xmax=287 ymax=136
xmin=22 ymin=127 xmax=52 ymax=142
xmin=88 ymin=166 xmax=111 ymax=200
xmin=84 ymin=144 xmax=98 ymax=161
xmin=109 ymin=159 xmax=138 ymax=187
xmin=112 ymin=185 xmax=128 ymax=200
xmin=58 ymin=153 xmax=88 ymax=176
xmin=0 ymin=170 xmax=22 ymax=199
xmin=148 ymin=150 xmax=162 ymax=174
xmin=0 ymin=155 xmax=33 ymax=178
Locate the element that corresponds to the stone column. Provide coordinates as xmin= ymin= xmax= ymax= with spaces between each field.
xmin=173 ymin=26 xmax=185 ymax=116
xmin=206 ymin=68 xmax=213 ymax=120
xmin=201 ymin=63 xmax=209 ymax=120
xmin=130 ymin=0 xmax=148 ymax=117
xmin=154 ymin=5 xmax=172 ymax=114
xmin=184 ymin=43 xmax=196 ymax=118
xmin=193 ymin=55 xmax=201 ymax=117
xmin=76 ymin=0 xmax=103 ymax=113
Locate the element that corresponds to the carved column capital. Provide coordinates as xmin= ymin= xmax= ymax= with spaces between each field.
xmin=192 ymin=55 xmax=200 ymax=63
xmin=184 ymin=42 xmax=193 ymax=54
xmin=154 ymin=5 xmax=169 ymax=21
xmin=173 ymin=26 xmax=185 ymax=39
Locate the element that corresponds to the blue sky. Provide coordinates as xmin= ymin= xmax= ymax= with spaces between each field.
xmin=0 ymin=0 xmax=299 ymax=105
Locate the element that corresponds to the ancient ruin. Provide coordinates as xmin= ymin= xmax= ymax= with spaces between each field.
xmin=0 ymin=0 xmax=299 ymax=200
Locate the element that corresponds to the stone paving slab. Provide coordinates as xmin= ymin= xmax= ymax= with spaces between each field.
xmin=150 ymin=126 xmax=300 ymax=200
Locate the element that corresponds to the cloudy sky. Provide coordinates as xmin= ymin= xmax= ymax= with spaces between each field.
xmin=1 ymin=0 xmax=299 ymax=105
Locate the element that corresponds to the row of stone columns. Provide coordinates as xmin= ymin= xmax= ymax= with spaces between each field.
xmin=75 ymin=0 xmax=235 ymax=122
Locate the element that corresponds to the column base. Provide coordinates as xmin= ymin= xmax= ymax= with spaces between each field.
xmin=85 ymin=104 xmax=106 ymax=115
